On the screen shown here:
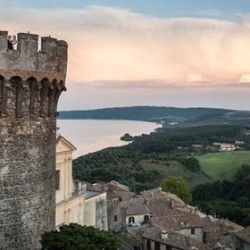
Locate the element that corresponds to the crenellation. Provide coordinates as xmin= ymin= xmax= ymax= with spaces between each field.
xmin=0 ymin=31 xmax=68 ymax=83
xmin=17 ymin=33 xmax=39 ymax=55
xmin=41 ymin=36 xmax=58 ymax=54
xmin=0 ymin=31 xmax=8 ymax=51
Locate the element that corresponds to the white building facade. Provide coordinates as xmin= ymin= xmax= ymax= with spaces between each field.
xmin=55 ymin=135 xmax=107 ymax=230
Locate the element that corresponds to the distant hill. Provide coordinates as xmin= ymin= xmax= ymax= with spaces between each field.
xmin=58 ymin=106 xmax=250 ymax=126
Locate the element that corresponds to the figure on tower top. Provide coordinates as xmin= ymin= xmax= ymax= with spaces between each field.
xmin=7 ymin=35 xmax=13 ymax=49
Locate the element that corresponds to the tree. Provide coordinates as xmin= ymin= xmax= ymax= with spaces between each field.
xmin=160 ymin=176 xmax=192 ymax=203
xmin=40 ymin=223 xmax=121 ymax=250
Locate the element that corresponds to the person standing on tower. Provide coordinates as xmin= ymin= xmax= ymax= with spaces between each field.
xmin=12 ymin=35 xmax=17 ymax=49
xmin=7 ymin=35 xmax=13 ymax=50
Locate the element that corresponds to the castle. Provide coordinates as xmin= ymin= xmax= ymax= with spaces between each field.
xmin=0 ymin=31 xmax=67 ymax=249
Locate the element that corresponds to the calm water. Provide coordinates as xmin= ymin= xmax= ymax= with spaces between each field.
xmin=57 ymin=119 xmax=160 ymax=158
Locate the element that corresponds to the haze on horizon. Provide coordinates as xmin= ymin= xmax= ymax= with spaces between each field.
xmin=1 ymin=0 xmax=250 ymax=111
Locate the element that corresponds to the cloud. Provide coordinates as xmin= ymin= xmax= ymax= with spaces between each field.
xmin=1 ymin=6 xmax=250 ymax=86
xmin=239 ymin=74 xmax=250 ymax=83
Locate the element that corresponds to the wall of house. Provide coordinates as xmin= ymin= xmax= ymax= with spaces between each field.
xmin=242 ymin=242 xmax=250 ymax=250
xmin=143 ymin=239 xmax=180 ymax=250
xmin=56 ymin=141 xmax=75 ymax=203
xmin=84 ymin=196 xmax=96 ymax=227
xmin=95 ymin=193 xmax=108 ymax=230
xmin=177 ymin=227 xmax=203 ymax=242
xmin=55 ymin=137 xmax=85 ymax=228
xmin=84 ymin=193 xmax=108 ymax=230
xmin=107 ymin=200 xmax=124 ymax=232
xmin=56 ymin=196 xmax=84 ymax=228
xmin=126 ymin=214 xmax=150 ymax=225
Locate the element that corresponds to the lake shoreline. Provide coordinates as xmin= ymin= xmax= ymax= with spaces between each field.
xmin=57 ymin=119 xmax=161 ymax=158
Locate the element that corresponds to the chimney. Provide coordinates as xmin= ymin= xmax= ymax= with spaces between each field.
xmin=161 ymin=230 xmax=168 ymax=240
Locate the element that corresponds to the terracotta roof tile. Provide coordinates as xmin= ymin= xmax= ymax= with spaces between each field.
xmin=142 ymin=226 xmax=210 ymax=250
xmin=234 ymin=226 xmax=250 ymax=244
xmin=151 ymin=214 xmax=203 ymax=231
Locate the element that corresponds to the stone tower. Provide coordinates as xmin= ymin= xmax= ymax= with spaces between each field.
xmin=0 ymin=31 xmax=67 ymax=249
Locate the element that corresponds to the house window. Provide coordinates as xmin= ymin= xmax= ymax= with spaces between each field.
xmin=147 ymin=239 xmax=151 ymax=250
xmin=155 ymin=241 xmax=160 ymax=250
xmin=203 ymin=232 xmax=207 ymax=243
xmin=191 ymin=228 xmax=195 ymax=235
xmin=128 ymin=216 xmax=135 ymax=223
xmin=166 ymin=246 xmax=172 ymax=250
xmin=144 ymin=215 xmax=150 ymax=222
xmin=114 ymin=215 xmax=118 ymax=222
xmin=56 ymin=170 xmax=60 ymax=190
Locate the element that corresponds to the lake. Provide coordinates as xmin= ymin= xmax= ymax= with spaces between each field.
xmin=57 ymin=119 xmax=160 ymax=158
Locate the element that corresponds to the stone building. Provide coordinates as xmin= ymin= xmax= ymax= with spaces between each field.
xmin=56 ymin=135 xmax=85 ymax=227
xmin=142 ymin=226 xmax=210 ymax=250
xmin=0 ymin=31 xmax=67 ymax=249
xmin=233 ymin=226 xmax=250 ymax=250
xmin=55 ymin=135 xmax=108 ymax=231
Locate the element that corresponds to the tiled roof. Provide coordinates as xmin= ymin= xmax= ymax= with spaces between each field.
xmin=142 ymin=226 xmax=210 ymax=250
xmin=122 ymin=199 xmax=150 ymax=216
xmin=126 ymin=225 xmax=151 ymax=241
xmin=140 ymin=190 xmax=185 ymax=207
xmin=108 ymin=180 xmax=130 ymax=191
xmin=147 ymin=197 xmax=172 ymax=217
xmin=234 ymin=226 xmax=250 ymax=244
xmin=151 ymin=214 xmax=203 ymax=231
xmin=202 ymin=217 xmax=243 ymax=248
xmin=203 ymin=217 xmax=243 ymax=234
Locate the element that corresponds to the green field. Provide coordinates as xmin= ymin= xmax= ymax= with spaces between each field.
xmin=141 ymin=159 xmax=212 ymax=189
xmin=197 ymin=151 xmax=250 ymax=181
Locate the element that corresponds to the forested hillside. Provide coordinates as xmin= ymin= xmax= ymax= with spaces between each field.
xmin=73 ymin=125 xmax=250 ymax=188
xmin=59 ymin=106 xmax=250 ymax=126
xmin=193 ymin=164 xmax=250 ymax=226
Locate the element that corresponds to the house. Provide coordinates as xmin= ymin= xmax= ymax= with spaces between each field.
xmin=84 ymin=186 xmax=108 ymax=230
xmin=108 ymin=198 xmax=151 ymax=232
xmin=56 ymin=135 xmax=85 ymax=227
xmin=115 ymin=187 xmax=244 ymax=250
xmin=107 ymin=187 xmax=177 ymax=232
xmin=213 ymin=142 xmax=236 ymax=151
xmin=142 ymin=226 xmax=210 ymax=250
xmin=55 ymin=134 xmax=108 ymax=230
xmin=233 ymin=226 xmax=250 ymax=250
xmin=151 ymin=214 xmax=204 ymax=242
xmin=200 ymin=216 xmax=243 ymax=249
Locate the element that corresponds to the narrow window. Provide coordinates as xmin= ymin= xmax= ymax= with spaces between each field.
xmin=155 ymin=241 xmax=160 ymax=250
xmin=129 ymin=216 xmax=135 ymax=223
xmin=144 ymin=215 xmax=150 ymax=222
xmin=191 ymin=228 xmax=195 ymax=235
xmin=114 ymin=215 xmax=118 ymax=222
xmin=56 ymin=170 xmax=60 ymax=190
xmin=147 ymin=239 xmax=151 ymax=250
xmin=203 ymin=232 xmax=207 ymax=243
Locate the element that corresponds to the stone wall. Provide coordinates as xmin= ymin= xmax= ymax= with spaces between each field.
xmin=0 ymin=31 xmax=67 ymax=249
xmin=0 ymin=31 xmax=67 ymax=82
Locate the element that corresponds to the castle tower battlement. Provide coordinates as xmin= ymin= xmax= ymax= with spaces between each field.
xmin=0 ymin=31 xmax=67 ymax=82
xmin=0 ymin=31 xmax=68 ymax=249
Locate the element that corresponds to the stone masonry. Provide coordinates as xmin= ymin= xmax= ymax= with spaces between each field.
xmin=0 ymin=31 xmax=67 ymax=249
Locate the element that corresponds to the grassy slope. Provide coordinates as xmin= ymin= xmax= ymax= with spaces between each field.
xmin=197 ymin=151 xmax=250 ymax=181
xmin=140 ymin=159 xmax=212 ymax=189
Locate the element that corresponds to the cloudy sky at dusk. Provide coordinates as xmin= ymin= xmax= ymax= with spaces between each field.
xmin=1 ymin=0 xmax=250 ymax=110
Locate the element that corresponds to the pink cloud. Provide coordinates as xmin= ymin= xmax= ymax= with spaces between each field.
xmin=1 ymin=6 xmax=250 ymax=86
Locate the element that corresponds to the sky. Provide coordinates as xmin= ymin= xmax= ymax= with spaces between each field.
xmin=1 ymin=0 xmax=250 ymax=110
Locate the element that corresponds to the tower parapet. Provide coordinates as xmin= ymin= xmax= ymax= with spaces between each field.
xmin=0 ymin=31 xmax=67 ymax=82
xmin=0 ymin=31 xmax=68 ymax=249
